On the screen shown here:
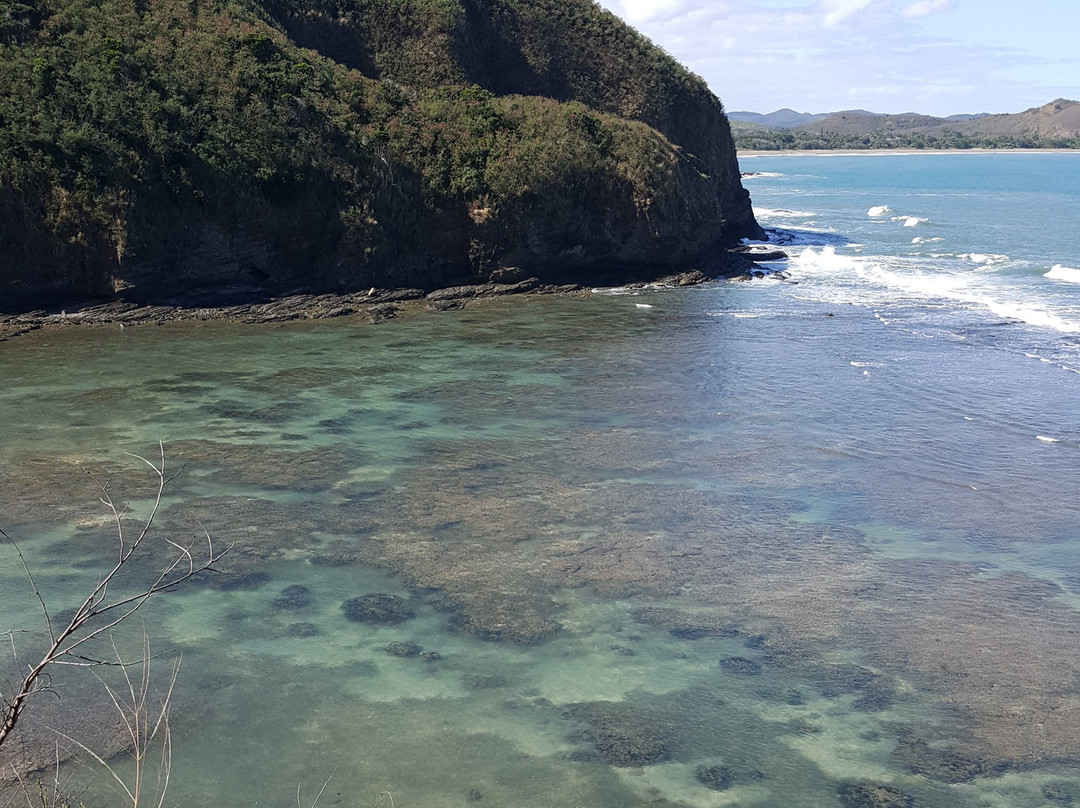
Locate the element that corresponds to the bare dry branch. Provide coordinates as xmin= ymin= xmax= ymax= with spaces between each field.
xmin=0 ymin=445 xmax=228 ymax=753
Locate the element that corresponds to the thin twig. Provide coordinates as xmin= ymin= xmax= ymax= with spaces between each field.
xmin=0 ymin=444 xmax=228 ymax=753
xmin=297 ymin=770 xmax=336 ymax=808
xmin=0 ymin=528 xmax=54 ymax=644
xmin=53 ymin=635 xmax=179 ymax=808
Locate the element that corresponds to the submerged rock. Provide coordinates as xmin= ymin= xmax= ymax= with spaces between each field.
xmin=892 ymin=732 xmax=1005 ymax=783
xmin=385 ymin=641 xmax=423 ymax=657
xmin=309 ymin=539 xmax=362 ymax=567
xmin=837 ymin=781 xmax=913 ymax=808
xmin=463 ymin=674 xmax=510 ymax=690
xmin=273 ymin=584 xmax=314 ymax=610
xmin=719 ymin=656 xmax=763 ymax=676
xmin=1043 ymin=784 xmax=1074 ymax=806
xmin=565 ymin=702 xmax=672 ymax=767
xmin=341 ymin=593 xmax=415 ymax=624
xmin=630 ymin=607 xmax=741 ymax=640
xmin=695 ymin=764 xmax=733 ymax=791
xmin=819 ymin=664 xmax=898 ymax=711
xmin=447 ymin=595 xmax=560 ymax=645
xmin=852 ymin=680 xmax=895 ymax=712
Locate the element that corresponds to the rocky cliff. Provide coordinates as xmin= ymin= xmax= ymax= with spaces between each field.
xmin=0 ymin=0 xmax=761 ymax=309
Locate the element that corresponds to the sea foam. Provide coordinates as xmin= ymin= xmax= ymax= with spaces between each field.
xmin=1044 ymin=264 xmax=1080 ymax=284
xmin=867 ymin=205 xmax=890 ymax=217
xmin=983 ymin=300 xmax=1080 ymax=334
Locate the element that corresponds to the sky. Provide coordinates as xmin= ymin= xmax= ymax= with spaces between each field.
xmin=594 ymin=0 xmax=1080 ymax=116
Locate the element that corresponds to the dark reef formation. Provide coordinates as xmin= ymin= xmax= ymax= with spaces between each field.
xmin=0 ymin=0 xmax=762 ymax=311
xmin=837 ymin=781 xmax=914 ymax=808
xmin=565 ymin=701 xmax=673 ymax=767
xmin=341 ymin=593 xmax=415 ymax=625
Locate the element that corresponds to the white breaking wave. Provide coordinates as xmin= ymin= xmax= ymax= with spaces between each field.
xmin=754 ymin=207 xmax=816 ymax=220
xmin=1045 ymin=264 xmax=1080 ymax=284
xmin=786 ymin=246 xmax=1080 ymax=336
xmin=743 ymin=172 xmax=782 ymax=179
xmin=1036 ymin=435 xmax=1061 ymax=443
xmin=895 ymin=215 xmax=929 ymax=228
xmin=791 ymin=246 xmax=862 ymax=274
xmin=793 ymin=248 xmax=963 ymax=298
xmin=867 ymin=205 xmax=890 ymax=217
xmin=959 ymin=253 xmax=1009 ymax=266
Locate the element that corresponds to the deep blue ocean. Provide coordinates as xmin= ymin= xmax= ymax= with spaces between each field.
xmin=1 ymin=152 xmax=1080 ymax=807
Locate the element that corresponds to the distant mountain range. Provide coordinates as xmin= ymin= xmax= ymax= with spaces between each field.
xmin=730 ymin=99 xmax=1080 ymax=150
xmin=729 ymin=108 xmax=989 ymax=130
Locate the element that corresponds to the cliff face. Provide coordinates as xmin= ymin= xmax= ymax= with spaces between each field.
xmin=0 ymin=0 xmax=761 ymax=309
xmin=266 ymin=0 xmax=761 ymax=243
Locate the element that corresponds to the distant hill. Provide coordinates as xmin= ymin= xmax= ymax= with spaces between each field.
xmin=944 ymin=113 xmax=990 ymax=122
xmin=728 ymin=109 xmax=828 ymax=129
xmin=735 ymin=99 xmax=1080 ymax=150
xmin=792 ymin=100 xmax=1080 ymax=139
xmin=794 ymin=111 xmax=944 ymax=136
xmin=927 ymin=99 xmax=1080 ymax=140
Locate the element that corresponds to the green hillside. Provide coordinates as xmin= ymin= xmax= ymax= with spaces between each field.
xmin=0 ymin=0 xmax=760 ymax=309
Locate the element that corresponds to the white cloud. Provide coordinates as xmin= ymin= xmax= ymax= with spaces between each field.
xmin=900 ymin=0 xmax=952 ymax=18
xmin=615 ymin=0 xmax=686 ymax=23
xmin=820 ymin=0 xmax=875 ymax=27
xmin=596 ymin=0 xmax=1077 ymax=115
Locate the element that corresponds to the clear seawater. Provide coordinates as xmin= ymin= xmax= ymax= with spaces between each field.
xmin=1 ymin=152 xmax=1079 ymax=807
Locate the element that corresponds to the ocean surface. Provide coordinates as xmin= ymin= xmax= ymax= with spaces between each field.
xmin=2 ymin=151 xmax=1080 ymax=807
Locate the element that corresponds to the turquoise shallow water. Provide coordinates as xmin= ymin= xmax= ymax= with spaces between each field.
xmin=2 ymin=154 xmax=1080 ymax=807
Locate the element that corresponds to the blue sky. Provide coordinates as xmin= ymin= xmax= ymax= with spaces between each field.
xmin=595 ymin=0 xmax=1080 ymax=116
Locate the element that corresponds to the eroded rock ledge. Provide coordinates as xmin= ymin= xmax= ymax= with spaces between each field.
xmin=0 ymin=253 xmax=780 ymax=340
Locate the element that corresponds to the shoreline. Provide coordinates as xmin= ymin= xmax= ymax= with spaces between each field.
xmin=738 ymin=147 xmax=1080 ymax=157
xmin=0 ymin=259 xmax=774 ymax=341
xmin=0 ymin=281 xmax=568 ymax=341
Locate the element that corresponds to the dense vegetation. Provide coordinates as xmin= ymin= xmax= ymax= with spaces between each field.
xmin=0 ymin=0 xmax=759 ymax=308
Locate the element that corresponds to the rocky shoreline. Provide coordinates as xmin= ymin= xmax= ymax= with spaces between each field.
xmin=0 ymin=252 xmax=785 ymax=341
